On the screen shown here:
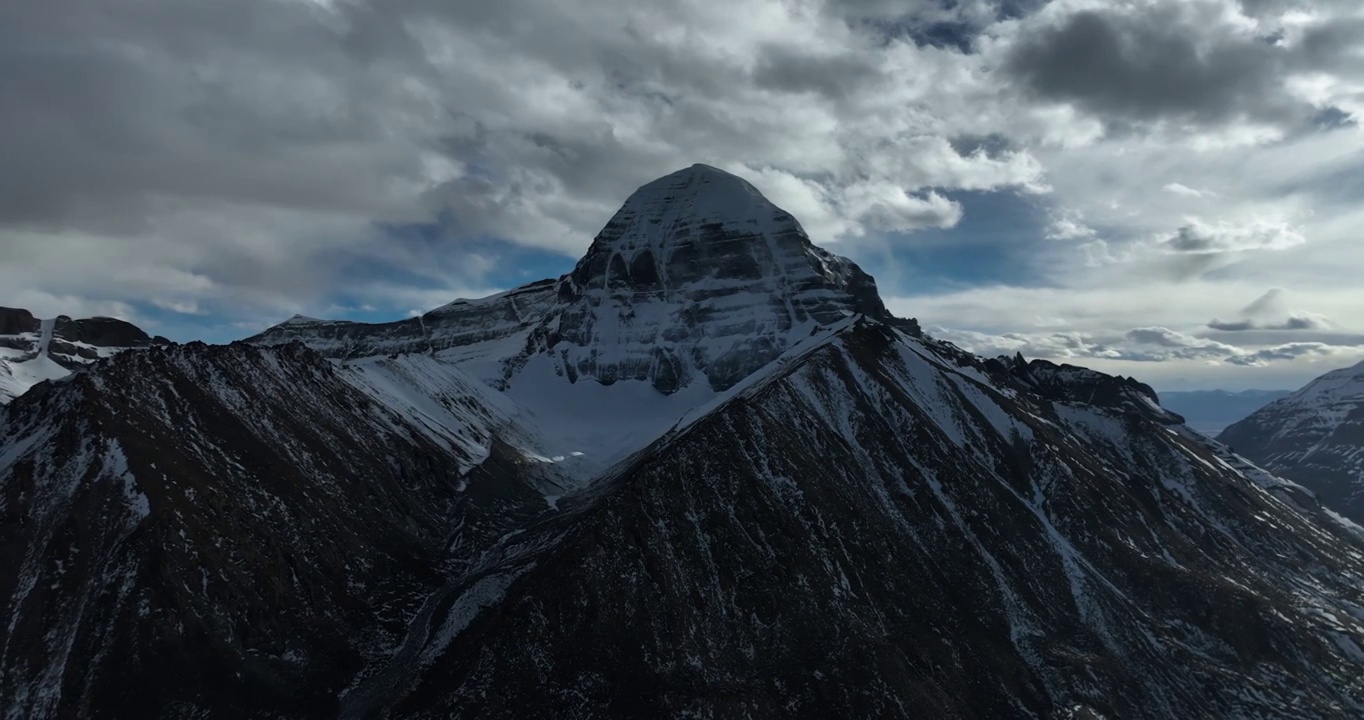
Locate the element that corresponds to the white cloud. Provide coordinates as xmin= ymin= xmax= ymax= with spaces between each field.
xmin=3 ymin=0 xmax=1364 ymax=390
xmin=887 ymin=278 xmax=1364 ymax=387
xmin=1045 ymin=208 xmax=1097 ymax=240
xmin=1162 ymin=182 xmax=1212 ymax=198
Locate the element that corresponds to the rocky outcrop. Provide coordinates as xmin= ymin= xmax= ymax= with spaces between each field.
xmin=987 ymin=353 xmax=1183 ymax=424
xmin=0 ymin=307 xmax=40 ymax=338
xmin=47 ymin=315 xmax=164 ymax=367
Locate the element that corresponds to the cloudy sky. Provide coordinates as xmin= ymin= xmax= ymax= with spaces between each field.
xmin=4 ymin=0 xmax=1364 ymax=390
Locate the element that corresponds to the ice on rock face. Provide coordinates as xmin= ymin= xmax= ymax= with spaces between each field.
xmin=510 ymin=164 xmax=907 ymax=394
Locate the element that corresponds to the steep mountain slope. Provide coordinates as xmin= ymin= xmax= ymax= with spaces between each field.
xmin=252 ymin=165 xmax=922 ymax=478
xmin=0 ymin=308 xmax=166 ymax=404
xmin=1161 ymin=389 xmax=1292 ymax=435
xmin=0 ymin=342 xmax=571 ymax=717
xmin=1220 ymin=359 xmax=1364 ymax=524
xmin=345 ymin=322 xmax=1364 ymax=719
xmin=4 ymin=165 xmax=1364 ymax=718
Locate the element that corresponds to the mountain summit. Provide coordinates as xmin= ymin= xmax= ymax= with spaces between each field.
xmin=521 ymin=163 xmax=909 ymax=393
xmin=253 ymin=164 xmax=917 ymax=396
xmin=5 ymin=167 xmax=1364 ymax=718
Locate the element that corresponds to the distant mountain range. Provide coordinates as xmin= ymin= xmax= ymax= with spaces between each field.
xmin=0 ymin=307 xmax=168 ymax=403
xmin=1220 ymin=359 xmax=1364 ymax=525
xmin=3 ymin=166 xmax=1363 ymax=718
xmin=1158 ymin=389 xmax=1293 ymax=435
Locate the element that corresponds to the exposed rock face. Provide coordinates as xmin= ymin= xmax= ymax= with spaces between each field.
xmin=367 ymin=322 xmax=1364 ymax=719
xmin=0 ymin=342 xmax=567 ymax=716
xmin=4 ymin=167 xmax=1364 ymax=718
xmin=0 ymin=308 xmax=40 ymax=338
xmin=1220 ymin=358 xmax=1364 ymax=523
xmin=0 ymin=309 xmax=161 ymax=404
xmin=247 ymin=280 xmax=559 ymax=361
xmin=52 ymin=316 xmax=154 ymax=350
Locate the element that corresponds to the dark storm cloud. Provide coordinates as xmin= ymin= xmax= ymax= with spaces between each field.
xmin=1004 ymin=8 xmax=1311 ymax=127
xmin=3 ymin=0 xmax=1063 ymax=328
xmin=1165 ymin=225 xmax=1223 ymax=254
xmin=1227 ymin=342 xmax=1352 ymax=366
xmin=1208 ymin=316 xmax=1321 ymax=331
xmin=1235 ymin=0 xmax=1303 ymax=15
xmin=0 ymin=0 xmax=436 ymax=235
xmin=1312 ymin=107 xmax=1357 ymax=130
xmin=1159 ymin=221 xmax=1304 ymax=255
xmin=751 ymin=47 xmax=882 ymax=99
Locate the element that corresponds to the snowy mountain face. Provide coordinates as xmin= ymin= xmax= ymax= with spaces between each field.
xmin=507 ymin=165 xmax=917 ymax=394
xmin=253 ymin=165 xmax=918 ymax=396
xmin=1220 ymin=359 xmax=1364 ymax=524
xmin=0 ymin=307 xmax=166 ymax=404
xmin=5 ymin=166 xmax=1364 ymax=718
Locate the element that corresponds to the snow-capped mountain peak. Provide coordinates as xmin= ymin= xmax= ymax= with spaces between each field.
xmin=1220 ymin=357 xmax=1364 ymax=522
xmin=516 ymin=164 xmax=911 ymax=394
xmin=582 ymin=163 xmax=796 ymax=255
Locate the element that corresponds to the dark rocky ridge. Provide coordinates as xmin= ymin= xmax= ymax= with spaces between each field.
xmin=248 ymin=281 xmax=559 ymax=361
xmin=0 ymin=341 xmax=563 ymax=716
xmin=986 ymin=353 xmax=1183 ymax=424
